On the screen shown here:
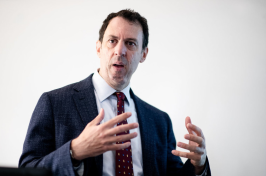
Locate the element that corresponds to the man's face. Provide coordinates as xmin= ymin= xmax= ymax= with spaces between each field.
xmin=96 ymin=17 xmax=148 ymax=90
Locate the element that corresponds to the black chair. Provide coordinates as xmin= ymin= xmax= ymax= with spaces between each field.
xmin=0 ymin=167 xmax=52 ymax=176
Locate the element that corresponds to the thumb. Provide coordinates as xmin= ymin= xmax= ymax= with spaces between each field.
xmin=91 ymin=108 xmax=104 ymax=126
xmin=185 ymin=116 xmax=192 ymax=134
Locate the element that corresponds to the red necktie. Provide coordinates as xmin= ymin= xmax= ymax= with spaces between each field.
xmin=114 ymin=92 xmax=134 ymax=176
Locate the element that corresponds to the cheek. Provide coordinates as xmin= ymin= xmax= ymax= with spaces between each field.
xmin=128 ymin=54 xmax=140 ymax=71
xmin=102 ymin=50 xmax=113 ymax=67
xmin=107 ymin=50 xmax=113 ymax=58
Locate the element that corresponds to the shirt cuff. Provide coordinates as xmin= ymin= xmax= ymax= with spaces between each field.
xmin=196 ymin=163 xmax=208 ymax=176
xmin=73 ymin=161 xmax=84 ymax=176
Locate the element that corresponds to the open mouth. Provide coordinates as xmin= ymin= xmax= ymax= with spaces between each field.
xmin=113 ymin=64 xmax=124 ymax=68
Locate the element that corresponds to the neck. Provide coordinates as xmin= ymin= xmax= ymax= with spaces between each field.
xmin=98 ymin=69 xmax=129 ymax=91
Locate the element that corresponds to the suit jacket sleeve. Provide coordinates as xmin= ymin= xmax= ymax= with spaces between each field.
xmin=19 ymin=93 xmax=76 ymax=176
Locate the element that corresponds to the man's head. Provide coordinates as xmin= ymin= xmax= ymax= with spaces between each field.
xmin=99 ymin=9 xmax=149 ymax=51
xmin=96 ymin=9 xmax=149 ymax=91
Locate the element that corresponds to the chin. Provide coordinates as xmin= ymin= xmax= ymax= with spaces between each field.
xmin=113 ymin=78 xmax=126 ymax=85
xmin=111 ymin=77 xmax=128 ymax=88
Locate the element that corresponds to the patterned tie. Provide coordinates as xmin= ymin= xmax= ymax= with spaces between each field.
xmin=114 ymin=92 xmax=134 ymax=176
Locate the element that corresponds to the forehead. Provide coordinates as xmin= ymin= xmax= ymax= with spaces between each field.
xmin=103 ymin=17 xmax=143 ymax=42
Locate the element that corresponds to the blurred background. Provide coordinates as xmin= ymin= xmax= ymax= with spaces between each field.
xmin=0 ymin=0 xmax=265 ymax=175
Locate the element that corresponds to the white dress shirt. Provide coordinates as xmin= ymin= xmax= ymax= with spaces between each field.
xmin=75 ymin=70 xmax=143 ymax=176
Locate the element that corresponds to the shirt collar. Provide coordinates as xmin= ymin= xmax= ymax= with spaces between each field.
xmin=92 ymin=69 xmax=131 ymax=105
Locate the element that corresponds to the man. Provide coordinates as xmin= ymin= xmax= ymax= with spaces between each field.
xmin=19 ymin=9 xmax=211 ymax=176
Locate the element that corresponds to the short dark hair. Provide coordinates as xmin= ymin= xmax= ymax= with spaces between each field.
xmin=99 ymin=9 xmax=149 ymax=50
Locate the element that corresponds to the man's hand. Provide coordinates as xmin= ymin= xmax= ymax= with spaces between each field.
xmin=172 ymin=116 xmax=207 ymax=174
xmin=70 ymin=109 xmax=138 ymax=161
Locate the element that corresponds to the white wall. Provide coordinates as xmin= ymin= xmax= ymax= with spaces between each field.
xmin=0 ymin=0 xmax=265 ymax=175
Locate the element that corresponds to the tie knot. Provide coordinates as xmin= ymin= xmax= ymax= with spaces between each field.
xmin=114 ymin=92 xmax=125 ymax=101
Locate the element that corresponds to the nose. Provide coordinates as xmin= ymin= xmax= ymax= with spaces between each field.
xmin=114 ymin=41 xmax=126 ymax=57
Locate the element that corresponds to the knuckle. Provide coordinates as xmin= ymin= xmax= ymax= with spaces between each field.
xmin=196 ymin=137 xmax=202 ymax=143
xmin=102 ymin=145 xmax=108 ymax=151
xmin=199 ymin=138 xmax=204 ymax=145
xmin=196 ymin=147 xmax=203 ymax=154
xmin=190 ymin=135 xmax=195 ymax=142
xmin=100 ymin=139 xmax=106 ymax=145
xmin=114 ymin=119 xmax=120 ymax=124
xmin=202 ymin=139 xmax=206 ymax=148
xmin=200 ymin=130 xmax=204 ymax=137
xmin=179 ymin=143 xmax=184 ymax=148
xmin=110 ymin=118 xmax=118 ymax=125
xmin=98 ymin=131 xmax=105 ymax=139
xmin=118 ymin=144 xmax=124 ymax=150
xmin=116 ymin=125 xmax=123 ymax=131
xmin=128 ymin=123 xmax=135 ymax=129
xmin=192 ymin=146 xmax=197 ymax=152
xmin=107 ymin=121 xmax=113 ymax=127
xmin=200 ymin=149 xmax=205 ymax=155
xmin=120 ymin=125 xmax=127 ymax=131
xmin=117 ymin=136 xmax=123 ymax=142
xmin=128 ymin=133 xmax=133 ymax=137
xmin=128 ymin=134 xmax=135 ymax=140
xmin=194 ymin=154 xmax=201 ymax=161
xmin=197 ymin=147 xmax=202 ymax=153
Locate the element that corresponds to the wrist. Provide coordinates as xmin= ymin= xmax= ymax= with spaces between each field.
xmin=194 ymin=164 xmax=205 ymax=175
xmin=70 ymin=138 xmax=83 ymax=161
xmin=70 ymin=149 xmax=81 ymax=167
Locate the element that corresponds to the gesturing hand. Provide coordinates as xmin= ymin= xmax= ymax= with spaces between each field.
xmin=172 ymin=116 xmax=207 ymax=174
xmin=71 ymin=109 xmax=138 ymax=161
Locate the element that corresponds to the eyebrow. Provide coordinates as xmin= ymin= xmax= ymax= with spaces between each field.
xmin=107 ymin=35 xmax=138 ymax=44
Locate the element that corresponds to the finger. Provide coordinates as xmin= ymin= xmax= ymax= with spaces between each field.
xmin=108 ymin=142 xmax=132 ymax=151
xmin=184 ymin=134 xmax=205 ymax=147
xmin=107 ymin=123 xmax=139 ymax=136
xmin=107 ymin=132 xmax=138 ymax=144
xmin=185 ymin=116 xmax=193 ymax=134
xmin=177 ymin=142 xmax=204 ymax=154
xmin=90 ymin=108 xmax=105 ymax=126
xmin=104 ymin=112 xmax=132 ymax=128
xmin=187 ymin=123 xmax=204 ymax=138
xmin=172 ymin=150 xmax=201 ymax=161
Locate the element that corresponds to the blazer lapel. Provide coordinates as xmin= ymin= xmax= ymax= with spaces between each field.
xmin=72 ymin=74 xmax=103 ymax=176
xmin=72 ymin=76 xmax=155 ymax=176
xmin=72 ymin=74 xmax=98 ymax=126
xmin=130 ymin=89 xmax=155 ymax=176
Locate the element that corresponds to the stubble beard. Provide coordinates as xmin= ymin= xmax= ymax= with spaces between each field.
xmin=109 ymin=69 xmax=129 ymax=90
xmin=108 ymin=56 xmax=130 ymax=90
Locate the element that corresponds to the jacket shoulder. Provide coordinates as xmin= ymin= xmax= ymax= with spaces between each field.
xmin=132 ymin=93 xmax=171 ymax=123
xmin=45 ymin=74 xmax=93 ymax=97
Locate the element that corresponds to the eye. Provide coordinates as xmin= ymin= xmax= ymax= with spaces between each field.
xmin=109 ymin=39 xmax=117 ymax=44
xmin=107 ymin=39 xmax=117 ymax=48
xmin=126 ymin=41 xmax=136 ymax=46
xmin=125 ymin=41 xmax=138 ymax=51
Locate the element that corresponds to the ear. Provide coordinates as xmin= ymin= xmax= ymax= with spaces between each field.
xmin=96 ymin=40 xmax=102 ymax=58
xmin=140 ymin=47 xmax=148 ymax=63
